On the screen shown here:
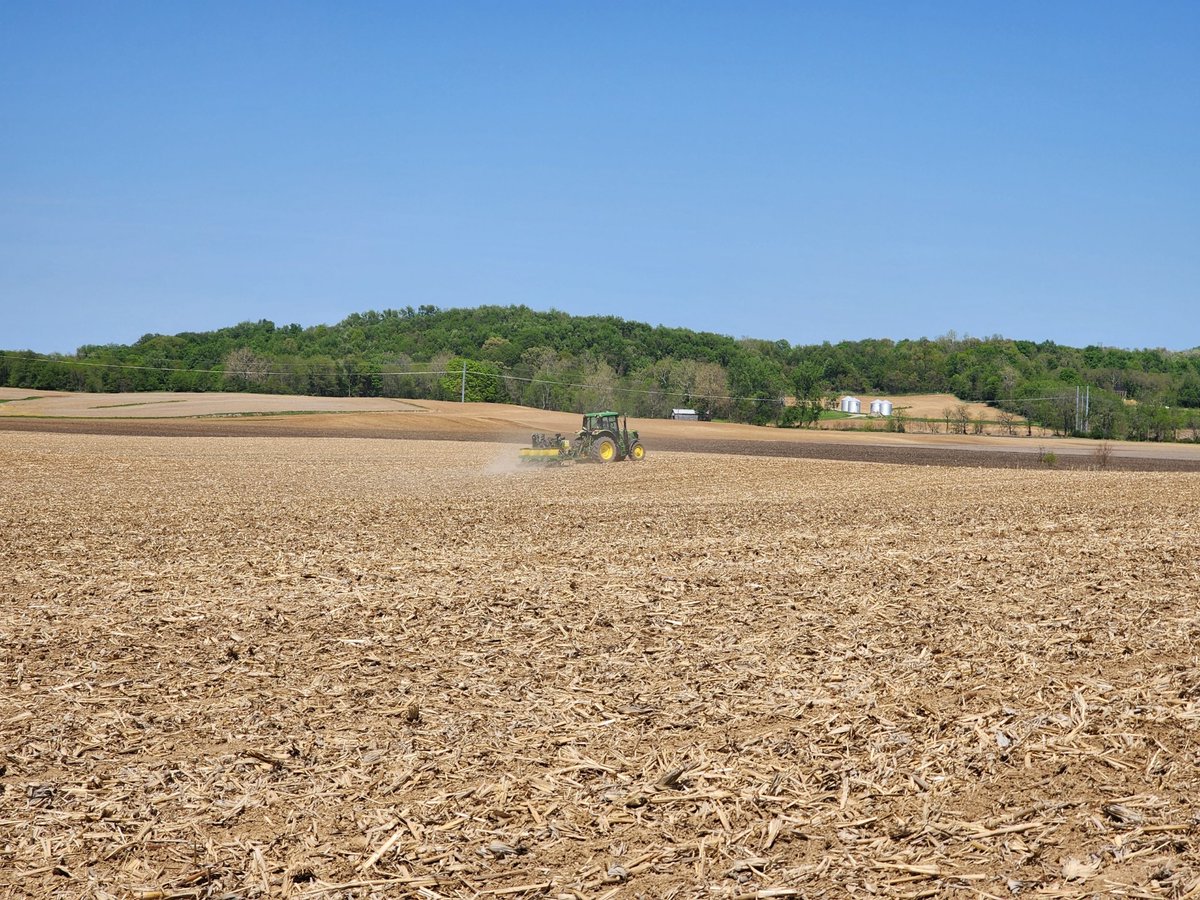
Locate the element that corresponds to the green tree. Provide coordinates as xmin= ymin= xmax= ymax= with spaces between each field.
xmin=439 ymin=357 xmax=503 ymax=403
xmin=728 ymin=356 xmax=786 ymax=425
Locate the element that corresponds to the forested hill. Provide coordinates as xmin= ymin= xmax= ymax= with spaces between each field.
xmin=3 ymin=304 xmax=1199 ymax=439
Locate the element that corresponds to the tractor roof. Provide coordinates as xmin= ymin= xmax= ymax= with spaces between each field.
xmin=586 ymin=410 xmax=621 ymax=418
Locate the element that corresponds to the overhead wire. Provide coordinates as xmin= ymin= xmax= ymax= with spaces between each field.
xmin=0 ymin=350 xmax=1079 ymax=406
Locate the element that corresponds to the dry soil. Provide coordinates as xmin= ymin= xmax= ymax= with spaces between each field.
xmin=3 ymin=430 xmax=1200 ymax=898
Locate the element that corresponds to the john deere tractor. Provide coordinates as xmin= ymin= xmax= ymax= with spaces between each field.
xmin=519 ymin=411 xmax=645 ymax=465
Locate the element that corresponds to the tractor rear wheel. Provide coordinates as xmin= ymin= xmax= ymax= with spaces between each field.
xmin=628 ymin=441 xmax=645 ymax=461
xmin=591 ymin=436 xmax=618 ymax=462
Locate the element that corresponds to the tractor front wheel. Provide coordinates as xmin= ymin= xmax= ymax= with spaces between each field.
xmin=628 ymin=441 xmax=645 ymax=461
xmin=591 ymin=436 xmax=618 ymax=463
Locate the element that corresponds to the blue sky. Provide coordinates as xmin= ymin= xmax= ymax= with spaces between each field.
xmin=2 ymin=1 xmax=1198 ymax=354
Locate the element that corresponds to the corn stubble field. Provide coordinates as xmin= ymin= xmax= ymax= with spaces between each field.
xmin=3 ymin=432 xmax=1199 ymax=900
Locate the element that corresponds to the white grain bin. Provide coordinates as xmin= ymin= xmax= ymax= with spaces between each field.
xmin=839 ymin=396 xmax=861 ymax=414
xmin=877 ymin=399 xmax=893 ymax=417
xmin=869 ymin=399 xmax=883 ymax=416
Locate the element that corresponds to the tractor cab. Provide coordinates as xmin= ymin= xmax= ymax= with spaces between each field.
xmin=583 ymin=411 xmax=621 ymax=434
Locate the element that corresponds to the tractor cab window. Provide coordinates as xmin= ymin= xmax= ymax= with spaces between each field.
xmin=582 ymin=412 xmax=622 ymax=433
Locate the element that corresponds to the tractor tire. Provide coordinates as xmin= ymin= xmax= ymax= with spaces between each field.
xmin=628 ymin=441 xmax=645 ymax=461
xmin=591 ymin=436 xmax=618 ymax=463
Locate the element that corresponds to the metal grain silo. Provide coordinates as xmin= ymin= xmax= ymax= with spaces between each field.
xmin=840 ymin=396 xmax=861 ymax=414
xmin=877 ymin=399 xmax=893 ymax=417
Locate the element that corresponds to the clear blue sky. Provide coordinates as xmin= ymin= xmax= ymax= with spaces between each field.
xmin=3 ymin=1 xmax=1198 ymax=354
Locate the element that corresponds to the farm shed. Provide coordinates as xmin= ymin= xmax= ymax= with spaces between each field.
xmin=671 ymin=408 xmax=699 ymax=420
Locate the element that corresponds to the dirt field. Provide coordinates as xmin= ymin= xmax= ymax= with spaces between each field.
xmin=0 ymin=389 xmax=426 ymax=418
xmin=4 ymin=430 xmax=1200 ymax=899
xmin=4 ymin=388 xmax=1200 ymax=471
xmin=0 ymin=390 xmax=991 ymax=426
xmin=0 ymin=390 xmax=981 ymax=419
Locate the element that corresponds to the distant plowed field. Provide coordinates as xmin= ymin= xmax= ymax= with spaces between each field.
xmin=4 ymin=387 xmax=1200 ymax=471
xmin=4 ymin=433 xmax=1200 ymax=898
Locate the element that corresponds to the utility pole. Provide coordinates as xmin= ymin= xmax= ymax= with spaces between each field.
xmin=460 ymin=360 xmax=467 ymax=403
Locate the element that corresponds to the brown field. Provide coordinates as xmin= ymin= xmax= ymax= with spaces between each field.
xmin=4 ymin=387 xmax=1200 ymax=471
xmin=4 ymin=427 xmax=1200 ymax=899
xmin=0 ymin=390 xmax=988 ymax=424
xmin=0 ymin=388 xmax=426 ymax=418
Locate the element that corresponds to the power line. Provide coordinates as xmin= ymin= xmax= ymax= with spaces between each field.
xmin=0 ymin=349 xmax=1089 ymax=407
xmin=494 ymin=370 xmax=778 ymax=403
xmin=0 ymin=352 xmax=450 ymax=379
xmin=0 ymin=352 xmax=784 ymax=404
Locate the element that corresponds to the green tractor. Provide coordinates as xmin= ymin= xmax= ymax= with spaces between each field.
xmin=519 ymin=411 xmax=646 ymax=464
xmin=578 ymin=410 xmax=645 ymax=462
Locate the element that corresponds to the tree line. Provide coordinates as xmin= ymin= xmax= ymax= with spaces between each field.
xmin=3 ymin=305 xmax=1200 ymax=441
